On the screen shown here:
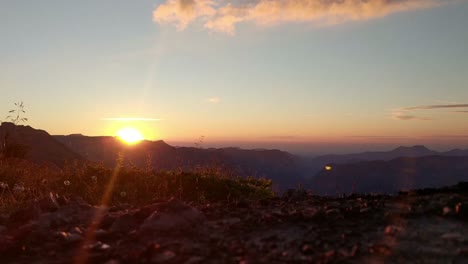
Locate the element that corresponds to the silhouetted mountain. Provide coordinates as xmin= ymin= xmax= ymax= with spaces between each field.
xmin=300 ymin=145 xmax=468 ymax=179
xmin=443 ymin=148 xmax=468 ymax=156
xmin=311 ymin=156 xmax=468 ymax=195
xmin=54 ymin=135 xmax=304 ymax=190
xmin=0 ymin=122 xmax=83 ymax=165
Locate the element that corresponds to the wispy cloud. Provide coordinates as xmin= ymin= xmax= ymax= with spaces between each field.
xmin=392 ymin=103 xmax=468 ymax=121
xmin=392 ymin=114 xmax=432 ymax=121
xmin=401 ymin=104 xmax=468 ymax=111
xmin=101 ymin=117 xmax=163 ymax=121
xmin=153 ymin=0 xmax=451 ymax=34
xmin=206 ymin=97 xmax=221 ymax=103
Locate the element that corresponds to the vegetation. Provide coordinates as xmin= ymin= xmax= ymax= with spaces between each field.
xmin=0 ymin=101 xmax=274 ymax=212
xmin=0 ymin=158 xmax=274 ymax=212
xmin=1 ymin=101 xmax=29 ymax=159
xmin=5 ymin=101 xmax=28 ymax=125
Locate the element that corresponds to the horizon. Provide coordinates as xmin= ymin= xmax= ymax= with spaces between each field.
xmin=2 ymin=121 xmax=468 ymax=156
xmin=1 ymin=0 xmax=468 ymax=154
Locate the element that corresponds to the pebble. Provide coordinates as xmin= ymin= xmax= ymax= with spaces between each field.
xmin=301 ymin=244 xmax=314 ymax=254
xmin=58 ymin=232 xmax=83 ymax=243
xmin=152 ymin=250 xmax=176 ymax=263
xmin=140 ymin=200 xmax=205 ymax=233
xmin=442 ymin=206 xmax=452 ymax=216
xmin=184 ymin=256 xmax=204 ymax=264
xmin=440 ymin=232 xmax=463 ymax=241
xmin=384 ymin=225 xmax=402 ymax=236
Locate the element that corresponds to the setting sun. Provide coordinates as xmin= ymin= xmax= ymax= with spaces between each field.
xmin=116 ymin=128 xmax=144 ymax=144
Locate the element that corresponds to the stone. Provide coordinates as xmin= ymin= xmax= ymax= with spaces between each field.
xmin=184 ymin=256 xmax=204 ymax=264
xmin=151 ymin=250 xmax=176 ymax=263
xmin=384 ymin=225 xmax=402 ymax=236
xmin=37 ymin=192 xmax=61 ymax=212
xmin=58 ymin=231 xmax=83 ymax=244
xmin=109 ymin=214 xmax=138 ymax=234
xmin=140 ymin=200 xmax=205 ymax=234
xmin=440 ymin=232 xmax=464 ymax=241
xmin=455 ymin=203 xmax=468 ymax=218
xmin=442 ymin=206 xmax=452 ymax=216
xmin=301 ymin=244 xmax=314 ymax=254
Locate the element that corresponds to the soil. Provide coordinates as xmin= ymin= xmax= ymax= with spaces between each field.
xmin=1 ymin=184 xmax=467 ymax=264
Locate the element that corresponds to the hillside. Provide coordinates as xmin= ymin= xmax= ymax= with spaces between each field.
xmin=0 ymin=122 xmax=83 ymax=166
xmin=54 ymin=135 xmax=304 ymax=190
xmin=311 ymin=156 xmax=468 ymax=195
xmin=300 ymin=145 xmax=468 ymax=179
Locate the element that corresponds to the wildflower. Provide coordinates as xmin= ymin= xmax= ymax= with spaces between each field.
xmin=13 ymin=184 xmax=25 ymax=193
xmin=120 ymin=191 xmax=127 ymax=198
xmin=0 ymin=182 xmax=8 ymax=189
xmin=64 ymin=180 xmax=71 ymax=186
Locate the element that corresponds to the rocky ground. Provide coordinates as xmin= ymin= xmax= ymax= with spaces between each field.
xmin=1 ymin=183 xmax=467 ymax=264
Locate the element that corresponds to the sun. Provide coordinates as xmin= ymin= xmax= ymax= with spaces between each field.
xmin=116 ymin=128 xmax=144 ymax=144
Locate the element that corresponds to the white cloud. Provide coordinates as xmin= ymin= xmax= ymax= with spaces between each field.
xmin=153 ymin=0 xmax=451 ymax=34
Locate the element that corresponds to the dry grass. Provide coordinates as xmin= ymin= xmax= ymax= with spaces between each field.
xmin=0 ymin=158 xmax=274 ymax=213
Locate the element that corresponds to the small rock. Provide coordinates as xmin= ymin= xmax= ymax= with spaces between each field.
xmin=350 ymin=244 xmax=359 ymax=256
xmin=109 ymin=214 xmax=138 ymax=234
xmin=324 ymin=250 xmax=335 ymax=258
xmin=440 ymin=232 xmax=463 ymax=241
xmin=83 ymin=241 xmax=109 ymax=251
xmin=359 ymin=208 xmax=370 ymax=213
xmin=95 ymin=229 xmax=108 ymax=238
xmin=184 ymin=256 xmax=204 ymax=264
xmin=301 ymin=244 xmax=314 ymax=254
xmin=104 ymin=260 xmax=120 ymax=264
xmin=443 ymin=206 xmax=452 ymax=216
xmin=325 ymin=208 xmax=340 ymax=215
xmin=58 ymin=232 xmax=83 ymax=243
xmin=140 ymin=200 xmax=205 ymax=234
xmin=37 ymin=192 xmax=61 ymax=212
xmin=152 ymin=250 xmax=176 ymax=263
xmin=455 ymin=203 xmax=468 ymax=218
xmin=384 ymin=225 xmax=402 ymax=236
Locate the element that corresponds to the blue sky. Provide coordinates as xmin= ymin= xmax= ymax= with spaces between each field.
xmin=1 ymin=0 xmax=468 ymax=154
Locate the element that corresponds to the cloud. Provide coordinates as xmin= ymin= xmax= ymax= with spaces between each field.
xmin=206 ymin=97 xmax=221 ymax=103
xmin=153 ymin=0 xmax=450 ymax=34
xmin=401 ymin=104 xmax=468 ymax=111
xmin=153 ymin=0 xmax=216 ymax=30
xmin=392 ymin=103 xmax=468 ymax=121
xmin=101 ymin=117 xmax=163 ymax=121
xmin=392 ymin=114 xmax=432 ymax=121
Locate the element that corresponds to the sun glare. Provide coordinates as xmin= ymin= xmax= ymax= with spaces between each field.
xmin=116 ymin=128 xmax=144 ymax=144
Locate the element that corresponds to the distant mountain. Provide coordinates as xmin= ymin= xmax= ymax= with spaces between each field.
xmin=311 ymin=155 xmax=468 ymax=195
xmin=0 ymin=122 xmax=83 ymax=165
xmin=54 ymin=135 xmax=304 ymax=190
xmin=300 ymin=145 xmax=468 ymax=179
xmin=442 ymin=148 xmax=468 ymax=156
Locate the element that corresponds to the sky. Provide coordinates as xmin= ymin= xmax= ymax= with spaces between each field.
xmin=1 ymin=0 xmax=468 ymax=154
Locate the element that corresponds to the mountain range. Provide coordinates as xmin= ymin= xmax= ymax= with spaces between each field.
xmin=299 ymin=145 xmax=468 ymax=178
xmin=1 ymin=122 xmax=468 ymax=194
xmin=311 ymin=155 xmax=468 ymax=195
